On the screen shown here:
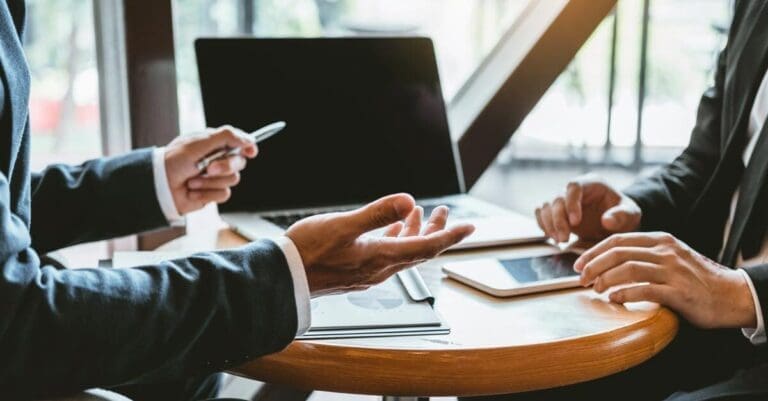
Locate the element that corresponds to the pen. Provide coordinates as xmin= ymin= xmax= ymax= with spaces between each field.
xmin=195 ymin=121 xmax=287 ymax=172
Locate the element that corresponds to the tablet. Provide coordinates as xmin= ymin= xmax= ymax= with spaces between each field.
xmin=442 ymin=252 xmax=582 ymax=297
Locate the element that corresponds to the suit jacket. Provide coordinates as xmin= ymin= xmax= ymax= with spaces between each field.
xmin=623 ymin=1 xmax=768 ymax=332
xmin=0 ymin=1 xmax=298 ymax=399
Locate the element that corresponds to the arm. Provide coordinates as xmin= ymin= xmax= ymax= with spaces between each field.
xmin=0 ymin=170 xmax=299 ymax=398
xmin=29 ymin=148 xmax=169 ymax=253
xmin=622 ymin=47 xmax=727 ymax=233
xmin=30 ymin=126 xmax=260 ymax=253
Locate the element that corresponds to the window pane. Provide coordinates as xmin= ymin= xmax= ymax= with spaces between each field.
xmin=173 ymin=0 xmax=530 ymax=134
xmin=510 ymin=0 xmax=729 ymax=165
xmin=642 ymin=0 xmax=729 ymax=148
xmin=25 ymin=0 xmax=102 ymax=171
xmin=24 ymin=0 xmax=106 ymax=265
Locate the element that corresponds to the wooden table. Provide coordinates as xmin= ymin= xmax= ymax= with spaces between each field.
xmin=159 ymin=226 xmax=678 ymax=398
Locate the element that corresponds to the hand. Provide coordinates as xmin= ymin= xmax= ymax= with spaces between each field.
xmin=575 ymin=232 xmax=757 ymax=329
xmin=535 ymin=175 xmax=642 ymax=243
xmin=164 ymin=126 xmax=258 ymax=215
xmin=285 ymin=193 xmax=475 ymax=297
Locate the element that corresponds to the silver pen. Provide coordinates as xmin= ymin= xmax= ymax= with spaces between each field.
xmin=195 ymin=121 xmax=287 ymax=171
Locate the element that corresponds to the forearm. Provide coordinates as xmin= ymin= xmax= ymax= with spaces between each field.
xmin=2 ymin=240 xmax=298 ymax=399
xmin=30 ymin=148 xmax=168 ymax=252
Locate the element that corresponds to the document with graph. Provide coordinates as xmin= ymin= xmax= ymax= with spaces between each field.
xmin=109 ymin=252 xmax=449 ymax=339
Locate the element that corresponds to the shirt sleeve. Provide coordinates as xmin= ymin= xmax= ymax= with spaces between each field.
xmin=275 ymin=236 xmax=312 ymax=335
xmin=152 ymin=147 xmax=184 ymax=224
xmin=738 ymin=269 xmax=766 ymax=345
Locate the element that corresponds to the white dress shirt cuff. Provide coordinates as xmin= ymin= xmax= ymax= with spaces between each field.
xmin=275 ymin=236 xmax=312 ymax=336
xmin=151 ymin=147 xmax=184 ymax=224
xmin=738 ymin=269 xmax=766 ymax=345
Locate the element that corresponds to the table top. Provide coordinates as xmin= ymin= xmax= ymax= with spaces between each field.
xmin=159 ymin=225 xmax=678 ymax=397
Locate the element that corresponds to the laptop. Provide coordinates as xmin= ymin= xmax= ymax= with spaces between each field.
xmin=195 ymin=37 xmax=545 ymax=250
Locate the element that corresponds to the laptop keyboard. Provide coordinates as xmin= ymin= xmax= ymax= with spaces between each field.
xmin=263 ymin=203 xmax=481 ymax=229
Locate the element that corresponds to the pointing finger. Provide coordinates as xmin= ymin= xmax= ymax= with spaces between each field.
xmin=565 ymin=181 xmax=583 ymax=226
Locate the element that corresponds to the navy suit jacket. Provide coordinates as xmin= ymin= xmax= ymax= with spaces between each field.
xmin=623 ymin=1 xmax=768 ymax=329
xmin=0 ymin=1 xmax=297 ymax=399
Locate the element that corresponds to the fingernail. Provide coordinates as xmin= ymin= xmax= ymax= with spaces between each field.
xmin=569 ymin=212 xmax=578 ymax=225
xmin=188 ymin=179 xmax=202 ymax=189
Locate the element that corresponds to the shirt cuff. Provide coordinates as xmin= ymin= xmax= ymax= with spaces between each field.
xmin=151 ymin=147 xmax=184 ymax=224
xmin=738 ymin=269 xmax=766 ymax=345
xmin=275 ymin=236 xmax=311 ymax=336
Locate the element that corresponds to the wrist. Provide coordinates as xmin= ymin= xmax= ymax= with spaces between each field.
xmin=721 ymin=268 xmax=757 ymax=329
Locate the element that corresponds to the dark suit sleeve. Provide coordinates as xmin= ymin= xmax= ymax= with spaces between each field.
xmin=622 ymin=47 xmax=728 ymax=233
xmin=29 ymin=148 xmax=168 ymax=253
xmin=0 ymin=166 xmax=298 ymax=398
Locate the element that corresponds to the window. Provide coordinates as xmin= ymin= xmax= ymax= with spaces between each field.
xmin=24 ymin=0 xmax=106 ymax=265
xmin=172 ymin=0 xmax=530 ymax=134
xmin=24 ymin=0 xmax=102 ymax=171
xmin=509 ymin=0 xmax=730 ymax=166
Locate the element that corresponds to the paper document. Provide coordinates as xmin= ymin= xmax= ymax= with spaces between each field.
xmin=110 ymin=251 xmax=449 ymax=339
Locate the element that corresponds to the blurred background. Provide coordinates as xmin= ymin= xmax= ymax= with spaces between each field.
xmin=26 ymin=0 xmax=731 ymax=170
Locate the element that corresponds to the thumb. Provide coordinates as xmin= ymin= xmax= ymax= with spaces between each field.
xmin=340 ymin=193 xmax=415 ymax=237
xmin=601 ymin=204 xmax=635 ymax=232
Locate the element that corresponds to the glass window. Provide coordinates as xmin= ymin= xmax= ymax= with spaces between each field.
xmin=173 ymin=0 xmax=530 ymax=134
xmin=510 ymin=0 xmax=730 ymax=165
xmin=24 ymin=0 xmax=102 ymax=171
xmin=24 ymin=0 xmax=105 ymax=265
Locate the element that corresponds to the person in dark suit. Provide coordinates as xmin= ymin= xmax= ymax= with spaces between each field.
xmin=519 ymin=0 xmax=768 ymax=400
xmin=0 ymin=1 xmax=475 ymax=400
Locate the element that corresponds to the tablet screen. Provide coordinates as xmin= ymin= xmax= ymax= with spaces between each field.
xmin=500 ymin=252 xmax=579 ymax=283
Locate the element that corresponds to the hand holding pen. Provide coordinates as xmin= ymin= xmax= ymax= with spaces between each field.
xmin=160 ymin=122 xmax=285 ymax=215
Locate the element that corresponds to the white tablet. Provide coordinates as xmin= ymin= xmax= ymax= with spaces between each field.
xmin=442 ymin=252 xmax=582 ymax=297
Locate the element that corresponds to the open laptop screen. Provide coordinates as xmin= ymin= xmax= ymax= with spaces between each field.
xmin=196 ymin=37 xmax=461 ymax=212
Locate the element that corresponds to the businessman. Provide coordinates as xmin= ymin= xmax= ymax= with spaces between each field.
xmin=522 ymin=0 xmax=768 ymax=400
xmin=0 ymin=1 xmax=474 ymax=400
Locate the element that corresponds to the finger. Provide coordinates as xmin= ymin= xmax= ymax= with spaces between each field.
xmin=338 ymin=193 xmax=416 ymax=236
xmin=537 ymin=203 xmax=557 ymax=240
xmin=187 ymin=173 xmax=240 ymax=190
xmin=188 ymin=188 xmax=231 ymax=205
xmin=188 ymin=125 xmax=252 ymax=159
xmin=423 ymin=206 xmax=449 ymax=235
xmin=574 ymin=232 xmax=667 ymax=272
xmin=240 ymin=142 xmax=259 ymax=159
xmin=609 ymin=284 xmax=674 ymax=306
xmin=592 ymin=261 xmax=666 ymax=293
xmin=206 ymin=155 xmax=246 ymax=176
xmin=376 ymin=224 xmax=475 ymax=264
xmin=565 ymin=181 xmax=583 ymax=226
xmin=400 ymin=206 xmax=423 ymax=237
xmin=602 ymin=204 xmax=635 ymax=232
xmin=580 ymin=246 xmax=663 ymax=286
xmin=384 ymin=222 xmax=404 ymax=237
xmin=551 ymin=197 xmax=570 ymax=242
